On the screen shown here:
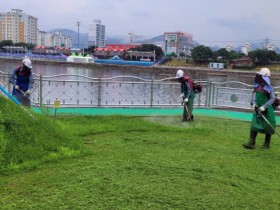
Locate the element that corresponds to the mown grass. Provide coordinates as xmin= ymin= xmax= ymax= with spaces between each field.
xmin=0 ymin=110 xmax=280 ymax=209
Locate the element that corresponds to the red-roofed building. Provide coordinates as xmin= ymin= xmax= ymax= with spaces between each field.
xmin=94 ymin=44 xmax=140 ymax=58
xmin=106 ymin=44 xmax=140 ymax=50
xmin=228 ymin=56 xmax=254 ymax=69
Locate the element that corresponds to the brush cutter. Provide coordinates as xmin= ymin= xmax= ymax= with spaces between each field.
xmin=251 ymin=91 xmax=280 ymax=137
xmin=0 ymin=85 xmax=37 ymax=121
xmin=0 ymin=85 xmax=21 ymax=105
xmin=181 ymin=99 xmax=191 ymax=121
xmin=256 ymin=108 xmax=280 ymax=137
xmin=20 ymin=89 xmax=49 ymax=115
xmin=19 ymin=89 xmax=31 ymax=98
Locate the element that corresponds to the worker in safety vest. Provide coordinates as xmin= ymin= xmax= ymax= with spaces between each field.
xmin=176 ymin=69 xmax=195 ymax=121
xmin=9 ymin=58 xmax=34 ymax=107
xmin=243 ymin=68 xmax=276 ymax=149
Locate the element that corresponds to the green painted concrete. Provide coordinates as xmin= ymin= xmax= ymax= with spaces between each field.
xmin=32 ymin=107 xmax=280 ymax=125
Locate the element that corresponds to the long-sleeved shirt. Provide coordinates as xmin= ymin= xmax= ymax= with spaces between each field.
xmin=9 ymin=66 xmax=34 ymax=91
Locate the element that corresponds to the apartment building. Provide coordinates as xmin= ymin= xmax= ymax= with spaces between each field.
xmin=0 ymin=9 xmax=37 ymax=44
xmin=225 ymin=44 xmax=234 ymax=52
xmin=241 ymin=42 xmax=252 ymax=56
xmin=37 ymin=30 xmax=72 ymax=48
xmin=266 ymin=44 xmax=276 ymax=51
xmin=37 ymin=30 xmax=52 ymax=47
xmin=88 ymin=19 xmax=105 ymax=48
xmin=164 ymin=31 xmax=193 ymax=56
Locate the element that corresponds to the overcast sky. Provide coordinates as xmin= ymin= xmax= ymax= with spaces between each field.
xmin=1 ymin=0 xmax=280 ymax=47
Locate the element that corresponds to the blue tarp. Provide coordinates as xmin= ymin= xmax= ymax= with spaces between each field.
xmin=95 ymin=56 xmax=154 ymax=66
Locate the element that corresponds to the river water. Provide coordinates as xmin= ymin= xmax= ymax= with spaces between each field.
xmin=0 ymin=59 xmax=158 ymax=80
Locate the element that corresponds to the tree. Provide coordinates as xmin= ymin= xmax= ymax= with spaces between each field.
xmin=179 ymin=51 xmax=185 ymax=58
xmin=0 ymin=40 xmax=13 ymax=48
xmin=191 ymin=45 xmax=213 ymax=63
xmin=277 ymin=54 xmax=280 ymax=62
xmin=248 ymin=49 xmax=273 ymax=65
xmin=130 ymin=44 xmax=163 ymax=58
xmin=84 ymin=46 xmax=96 ymax=55
xmin=27 ymin=43 xmax=35 ymax=51
xmin=215 ymin=48 xmax=230 ymax=60
xmin=267 ymin=50 xmax=278 ymax=62
xmin=228 ymin=51 xmax=243 ymax=60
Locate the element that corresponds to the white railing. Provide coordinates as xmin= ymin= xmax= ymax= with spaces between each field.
xmin=1 ymin=71 xmax=279 ymax=111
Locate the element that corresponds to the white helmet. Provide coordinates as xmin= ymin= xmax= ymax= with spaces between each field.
xmin=176 ymin=69 xmax=184 ymax=78
xmin=22 ymin=58 xmax=32 ymax=68
xmin=257 ymin=68 xmax=270 ymax=77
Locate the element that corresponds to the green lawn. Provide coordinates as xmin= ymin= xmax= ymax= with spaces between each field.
xmin=1 ymin=115 xmax=280 ymax=209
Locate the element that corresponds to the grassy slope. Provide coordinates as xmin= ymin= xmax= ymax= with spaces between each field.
xmin=0 ymin=114 xmax=280 ymax=209
xmin=0 ymin=96 xmax=82 ymax=171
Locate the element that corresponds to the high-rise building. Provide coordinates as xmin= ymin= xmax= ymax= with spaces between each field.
xmin=241 ymin=42 xmax=252 ymax=56
xmin=37 ymin=31 xmax=72 ymax=47
xmin=265 ymin=44 xmax=275 ymax=51
xmin=225 ymin=44 xmax=234 ymax=52
xmin=164 ymin=32 xmax=193 ymax=56
xmin=88 ymin=20 xmax=105 ymax=48
xmin=37 ymin=30 xmax=52 ymax=47
xmin=0 ymin=9 xmax=38 ymax=45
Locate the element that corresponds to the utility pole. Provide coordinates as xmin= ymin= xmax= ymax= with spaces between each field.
xmin=264 ymin=36 xmax=269 ymax=50
xmin=77 ymin=21 xmax=80 ymax=49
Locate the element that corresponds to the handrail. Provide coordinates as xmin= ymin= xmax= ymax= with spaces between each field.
xmin=211 ymin=80 xmax=254 ymax=87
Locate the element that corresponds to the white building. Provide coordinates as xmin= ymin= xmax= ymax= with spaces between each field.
xmin=266 ymin=44 xmax=275 ymax=51
xmin=225 ymin=44 xmax=234 ymax=52
xmin=0 ymin=9 xmax=38 ymax=45
xmin=37 ymin=30 xmax=52 ymax=47
xmin=88 ymin=20 xmax=105 ymax=48
xmin=164 ymin=31 xmax=193 ymax=56
xmin=37 ymin=31 xmax=72 ymax=47
xmin=241 ymin=42 xmax=252 ymax=55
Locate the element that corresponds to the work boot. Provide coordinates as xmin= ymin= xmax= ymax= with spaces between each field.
xmin=182 ymin=116 xmax=190 ymax=122
xmin=261 ymin=134 xmax=271 ymax=149
xmin=243 ymin=131 xmax=257 ymax=149
xmin=190 ymin=115 xmax=194 ymax=121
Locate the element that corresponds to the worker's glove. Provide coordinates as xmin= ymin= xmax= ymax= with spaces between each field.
xmin=259 ymin=106 xmax=265 ymax=112
xmin=180 ymin=93 xmax=185 ymax=99
xmin=184 ymin=98 xmax=188 ymax=104
xmin=15 ymin=85 xmax=19 ymax=90
xmin=251 ymin=104 xmax=256 ymax=111
xmin=24 ymin=89 xmax=31 ymax=96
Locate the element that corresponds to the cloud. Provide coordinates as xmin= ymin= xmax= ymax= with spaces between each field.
xmin=1 ymin=0 xmax=280 ymax=47
xmin=131 ymin=11 xmax=151 ymax=18
xmin=212 ymin=16 xmax=270 ymax=31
